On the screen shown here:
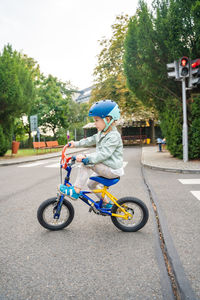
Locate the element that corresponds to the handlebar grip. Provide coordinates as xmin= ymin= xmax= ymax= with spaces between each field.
xmin=82 ymin=158 xmax=89 ymax=165
xmin=70 ymin=156 xmax=89 ymax=165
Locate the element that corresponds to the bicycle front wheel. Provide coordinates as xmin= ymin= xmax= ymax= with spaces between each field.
xmin=111 ymin=197 xmax=149 ymax=232
xmin=37 ymin=197 xmax=74 ymax=231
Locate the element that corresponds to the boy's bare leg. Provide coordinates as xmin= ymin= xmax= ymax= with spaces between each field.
xmin=74 ymin=187 xmax=81 ymax=194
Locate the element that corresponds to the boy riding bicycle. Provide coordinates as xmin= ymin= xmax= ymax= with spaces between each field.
xmin=58 ymin=99 xmax=124 ymax=209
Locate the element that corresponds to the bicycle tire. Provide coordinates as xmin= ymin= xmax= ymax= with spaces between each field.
xmin=111 ymin=197 xmax=149 ymax=232
xmin=37 ymin=197 xmax=74 ymax=231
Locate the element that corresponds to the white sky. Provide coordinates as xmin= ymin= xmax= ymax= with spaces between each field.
xmin=0 ymin=0 xmax=152 ymax=90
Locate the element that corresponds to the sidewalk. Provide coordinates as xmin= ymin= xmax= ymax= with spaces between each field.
xmin=141 ymin=146 xmax=200 ymax=173
xmin=0 ymin=147 xmax=89 ymax=167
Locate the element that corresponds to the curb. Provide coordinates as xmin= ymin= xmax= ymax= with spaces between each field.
xmin=142 ymin=163 xmax=200 ymax=174
xmin=141 ymin=147 xmax=200 ymax=174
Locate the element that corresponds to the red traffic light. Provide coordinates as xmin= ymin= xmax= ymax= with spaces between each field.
xmin=180 ymin=57 xmax=188 ymax=67
xmin=191 ymin=58 xmax=200 ymax=68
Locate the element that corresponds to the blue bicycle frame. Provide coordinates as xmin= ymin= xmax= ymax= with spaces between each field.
xmin=54 ymin=157 xmax=131 ymax=221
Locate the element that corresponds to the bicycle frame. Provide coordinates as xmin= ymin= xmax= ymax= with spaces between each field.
xmin=54 ymin=156 xmax=132 ymax=220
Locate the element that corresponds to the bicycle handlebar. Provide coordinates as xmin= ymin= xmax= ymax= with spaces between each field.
xmin=71 ymin=156 xmax=89 ymax=165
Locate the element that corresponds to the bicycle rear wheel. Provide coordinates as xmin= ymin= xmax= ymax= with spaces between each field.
xmin=37 ymin=197 xmax=74 ymax=231
xmin=111 ymin=197 xmax=149 ymax=232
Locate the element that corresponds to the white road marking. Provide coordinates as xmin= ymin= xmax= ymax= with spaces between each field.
xmin=178 ymin=179 xmax=200 ymax=184
xmin=18 ymin=161 xmax=47 ymax=167
xmin=179 ymin=179 xmax=200 ymax=202
xmin=191 ymin=191 xmax=200 ymax=201
xmin=45 ymin=163 xmax=60 ymax=168
xmin=18 ymin=160 xmax=128 ymax=169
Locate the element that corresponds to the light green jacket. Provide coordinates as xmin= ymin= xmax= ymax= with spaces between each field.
xmin=74 ymin=126 xmax=123 ymax=169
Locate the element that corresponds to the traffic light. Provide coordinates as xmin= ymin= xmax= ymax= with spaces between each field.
xmin=179 ymin=56 xmax=190 ymax=78
xmin=166 ymin=61 xmax=179 ymax=80
xmin=188 ymin=58 xmax=200 ymax=89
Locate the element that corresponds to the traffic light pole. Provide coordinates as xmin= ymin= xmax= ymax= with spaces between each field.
xmin=182 ymin=78 xmax=188 ymax=162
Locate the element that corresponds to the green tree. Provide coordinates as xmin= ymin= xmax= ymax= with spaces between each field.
xmin=34 ymin=74 xmax=70 ymax=135
xmin=91 ymin=14 xmax=155 ymax=120
xmin=0 ymin=44 xmax=36 ymax=155
xmin=124 ymin=0 xmax=200 ymax=158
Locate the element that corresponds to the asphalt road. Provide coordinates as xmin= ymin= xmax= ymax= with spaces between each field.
xmin=1 ymin=147 xmax=197 ymax=300
xmin=143 ymin=167 xmax=200 ymax=299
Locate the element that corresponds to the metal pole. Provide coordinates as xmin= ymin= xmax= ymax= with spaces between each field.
xmin=182 ymin=78 xmax=188 ymax=162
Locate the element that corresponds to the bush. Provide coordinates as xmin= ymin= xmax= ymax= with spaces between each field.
xmin=189 ymin=95 xmax=200 ymax=159
xmin=0 ymin=124 xmax=12 ymax=156
xmin=55 ymin=128 xmax=74 ymax=145
xmin=160 ymin=98 xmax=183 ymax=159
xmin=160 ymin=95 xmax=200 ymax=160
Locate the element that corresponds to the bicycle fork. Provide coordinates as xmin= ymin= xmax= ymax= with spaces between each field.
xmin=53 ymin=194 xmax=64 ymax=219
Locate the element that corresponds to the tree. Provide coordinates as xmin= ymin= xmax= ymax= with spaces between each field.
xmin=0 ymin=44 xmax=36 ymax=155
xmin=34 ymin=74 xmax=69 ymax=135
xmin=91 ymin=14 xmax=155 ymax=120
xmin=124 ymin=0 xmax=200 ymax=158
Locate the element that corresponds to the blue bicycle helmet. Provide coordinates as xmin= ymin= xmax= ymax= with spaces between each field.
xmin=89 ymin=100 xmax=120 ymax=131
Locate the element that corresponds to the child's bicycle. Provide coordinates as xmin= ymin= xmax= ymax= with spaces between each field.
xmin=37 ymin=145 xmax=149 ymax=232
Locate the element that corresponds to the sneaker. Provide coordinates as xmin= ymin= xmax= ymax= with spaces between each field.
xmin=58 ymin=184 xmax=80 ymax=200
xmin=102 ymin=201 xmax=113 ymax=209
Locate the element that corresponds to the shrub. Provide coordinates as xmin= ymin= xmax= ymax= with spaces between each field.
xmin=189 ymin=95 xmax=200 ymax=159
xmin=160 ymin=98 xmax=183 ymax=159
xmin=0 ymin=124 xmax=12 ymax=156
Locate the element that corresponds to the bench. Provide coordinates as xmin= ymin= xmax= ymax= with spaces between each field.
xmin=46 ymin=141 xmax=63 ymax=148
xmin=33 ymin=142 xmax=47 ymax=149
xmin=33 ymin=141 xmax=63 ymax=153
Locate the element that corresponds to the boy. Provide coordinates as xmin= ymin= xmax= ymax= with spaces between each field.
xmin=58 ymin=99 xmax=124 ymax=208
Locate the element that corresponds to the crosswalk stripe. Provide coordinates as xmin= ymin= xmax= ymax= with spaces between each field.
xmin=191 ymin=191 xmax=200 ymax=201
xmin=178 ymin=179 xmax=200 ymax=184
xmin=45 ymin=163 xmax=60 ymax=168
xmin=18 ymin=161 xmax=47 ymax=168
xmin=179 ymin=179 xmax=200 ymax=201
xmin=18 ymin=160 xmax=128 ymax=168
xmin=18 ymin=160 xmax=128 ymax=169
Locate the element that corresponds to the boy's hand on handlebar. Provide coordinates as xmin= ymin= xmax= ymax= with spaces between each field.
xmin=66 ymin=141 xmax=75 ymax=148
xmin=76 ymin=154 xmax=86 ymax=162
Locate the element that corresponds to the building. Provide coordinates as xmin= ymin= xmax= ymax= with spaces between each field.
xmin=74 ymin=86 xmax=95 ymax=103
xmin=83 ymin=116 xmax=160 ymax=144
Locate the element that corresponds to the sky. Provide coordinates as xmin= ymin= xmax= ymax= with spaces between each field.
xmin=0 ymin=0 xmax=152 ymax=90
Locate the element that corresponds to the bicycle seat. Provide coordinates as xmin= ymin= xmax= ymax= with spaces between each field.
xmin=90 ymin=176 xmax=120 ymax=187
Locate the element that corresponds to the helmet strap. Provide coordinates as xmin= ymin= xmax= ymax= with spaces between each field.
xmin=103 ymin=118 xmax=114 ymax=132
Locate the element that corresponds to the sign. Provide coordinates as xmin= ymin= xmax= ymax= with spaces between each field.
xmin=67 ymin=130 xmax=70 ymax=140
xmin=30 ymin=115 xmax=38 ymax=132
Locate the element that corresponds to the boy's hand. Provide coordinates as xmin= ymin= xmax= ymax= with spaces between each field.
xmin=76 ymin=154 xmax=86 ymax=162
xmin=67 ymin=141 xmax=75 ymax=148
